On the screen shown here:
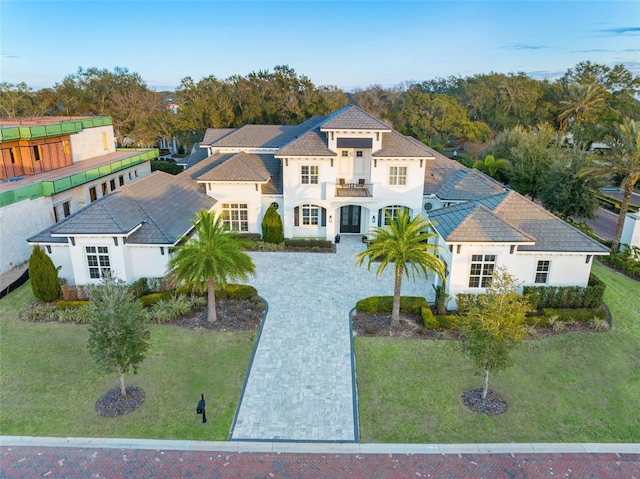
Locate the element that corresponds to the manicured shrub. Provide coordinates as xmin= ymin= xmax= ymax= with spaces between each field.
xmin=28 ymin=245 xmax=60 ymax=302
xmin=139 ymin=291 xmax=174 ymax=308
xmin=436 ymin=315 xmax=460 ymax=329
xmin=57 ymin=300 xmax=90 ymax=310
xmin=524 ymin=275 xmax=606 ymax=310
xmin=584 ymin=273 xmax=606 ymax=308
xmin=421 ymin=306 xmax=438 ymax=329
xmin=284 ymin=238 xmax=333 ymax=250
xmin=356 ymin=296 xmax=428 ymax=314
xmin=261 ymin=204 xmax=284 ymax=244
xmin=57 ymin=304 xmax=92 ymax=323
xmin=130 ymin=277 xmax=150 ymax=298
xmin=215 ymin=284 xmax=258 ymax=300
xmin=541 ymin=308 xmax=606 ymax=322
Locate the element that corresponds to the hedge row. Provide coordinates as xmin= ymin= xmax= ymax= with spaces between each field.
xmin=356 ymin=296 xmax=428 ymax=315
xmin=141 ymin=283 xmax=258 ymax=307
xmin=523 ymin=273 xmax=605 ymax=309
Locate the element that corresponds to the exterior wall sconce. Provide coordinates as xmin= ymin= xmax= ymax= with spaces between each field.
xmin=372 ymin=215 xmax=376 ymax=224
xmin=329 ymin=215 xmax=333 ymax=223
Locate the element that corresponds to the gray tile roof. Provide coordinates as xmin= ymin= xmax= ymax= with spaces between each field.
xmin=201 ymin=128 xmax=236 ymax=146
xmin=28 ymin=171 xmax=215 ymax=245
xmin=197 ymin=152 xmax=274 ymax=183
xmin=275 ymin=128 xmax=334 ymax=157
xmin=320 ymin=105 xmax=392 ymax=131
xmin=373 ymin=131 xmax=438 ymax=158
xmin=428 ymin=191 xmax=609 ymax=253
xmin=183 ymin=143 xmax=211 ymax=169
xmin=423 ymin=152 xmax=466 ymax=195
xmin=436 ymin=169 xmax=507 ymax=201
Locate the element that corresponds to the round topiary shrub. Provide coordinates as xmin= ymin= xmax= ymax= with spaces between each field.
xmin=261 ymin=204 xmax=284 ymax=244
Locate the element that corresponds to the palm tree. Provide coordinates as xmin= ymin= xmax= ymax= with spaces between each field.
xmin=472 ymin=154 xmax=509 ymax=181
xmin=168 ymin=209 xmax=255 ymax=322
xmin=355 ymin=210 xmax=445 ymax=328
xmin=591 ymin=118 xmax=640 ymax=252
xmin=558 ymin=83 xmax=605 ymax=131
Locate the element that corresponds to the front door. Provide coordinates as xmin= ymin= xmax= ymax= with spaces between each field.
xmin=340 ymin=205 xmax=361 ymax=233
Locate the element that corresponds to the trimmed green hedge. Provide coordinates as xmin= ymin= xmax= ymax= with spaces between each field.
xmin=356 ymin=296 xmax=428 ymax=314
xmin=523 ymin=273 xmax=605 ymax=309
xmin=284 ymin=238 xmax=333 ymax=250
xmin=56 ymin=300 xmax=89 ymax=310
xmin=435 ymin=314 xmax=460 ymax=329
xmin=421 ymin=306 xmax=437 ymax=328
xmin=139 ymin=291 xmax=174 ymax=308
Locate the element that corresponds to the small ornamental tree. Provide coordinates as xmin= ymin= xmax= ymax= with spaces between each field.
xmin=28 ymin=244 xmax=60 ymax=302
xmin=261 ymin=204 xmax=284 ymax=244
xmin=459 ymin=266 xmax=532 ymax=400
xmin=87 ymin=274 xmax=150 ymax=397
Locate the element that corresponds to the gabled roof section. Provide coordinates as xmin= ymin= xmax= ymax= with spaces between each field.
xmin=200 ymin=128 xmax=236 ymax=147
xmin=275 ymin=128 xmax=334 ymax=157
xmin=28 ymin=171 xmax=215 ymax=245
xmin=372 ymin=131 xmax=438 ymax=158
xmin=320 ymin=105 xmax=391 ymax=131
xmin=428 ymin=190 xmax=609 ymax=253
xmin=436 ymin=168 xmax=507 ymax=201
xmin=433 ymin=204 xmax=535 ymax=243
xmin=197 ymin=152 xmax=275 ymax=183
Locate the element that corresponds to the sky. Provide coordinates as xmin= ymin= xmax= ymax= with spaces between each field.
xmin=1 ymin=0 xmax=639 ymax=92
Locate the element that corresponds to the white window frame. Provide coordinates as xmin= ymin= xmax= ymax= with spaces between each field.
xmin=535 ymin=260 xmax=550 ymax=284
xmin=302 ymin=204 xmax=319 ymax=226
xmin=221 ymin=203 xmax=248 ymax=232
xmin=382 ymin=205 xmax=407 ymax=226
xmin=301 ymin=165 xmax=319 ymax=185
xmin=86 ymin=246 xmax=111 ymax=279
xmin=469 ymin=254 xmax=496 ymax=288
xmin=389 ymin=166 xmax=407 ymax=186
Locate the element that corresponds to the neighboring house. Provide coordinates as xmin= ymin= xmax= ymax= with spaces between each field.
xmin=1 ymin=116 xmax=157 ymax=275
xmin=28 ymin=105 xmax=608 ymax=308
xmin=621 ymin=212 xmax=640 ymax=250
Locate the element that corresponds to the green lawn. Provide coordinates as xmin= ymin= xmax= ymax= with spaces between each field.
xmin=355 ymin=262 xmax=640 ymax=443
xmin=0 ymin=283 xmax=256 ymax=440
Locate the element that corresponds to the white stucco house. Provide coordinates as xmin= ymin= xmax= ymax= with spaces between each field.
xmin=621 ymin=211 xmax=640 ymax=251
xmin=28 ymin=105 xmax=609 ymax=308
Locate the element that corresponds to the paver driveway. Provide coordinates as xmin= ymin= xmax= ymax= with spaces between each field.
xmin=229 ymin=235 xmax=435 ymax=441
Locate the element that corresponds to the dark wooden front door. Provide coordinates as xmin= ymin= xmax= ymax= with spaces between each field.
xmin=340 ymin=205 xmax=361 ymax=233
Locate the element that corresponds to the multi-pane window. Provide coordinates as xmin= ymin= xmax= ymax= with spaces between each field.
xmin=356 ymin=150 xmax=363 ymax=157
xmin=86 ymin=246 xmax=110 ymax=279
xmin=535 ymin=260 xmax=550 ymax=284
xmin=469 ymin=254 xmax=496 ymax=288
xmin=53 ymin=201 xmax=71 ymax=223
xmin=341 ymin=150 xmax=349 ymax=157
xmin=301 ymin=165 xmax=319 ymax=185
xmin=382 ymin=205 xmax=407 ymax=226
xmin=389 ymin=166 xmax=407 ymax=185
xmin=221 ymin=203 xmax=248 ymax=231
xmin=302 ymin=204 xmax=319 ymax=225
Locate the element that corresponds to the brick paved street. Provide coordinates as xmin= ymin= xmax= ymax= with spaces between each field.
xmin=2 ymin=446 xmax=639 ymax=478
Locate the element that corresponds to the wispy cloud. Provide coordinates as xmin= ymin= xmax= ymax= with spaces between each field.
xmin=623 ymin=48 xmax=640 ymax=53
xmin=573 ymin=49 xmax=615 ymax=53
xmin=1 ymin=50 xmax=19 ymax=59
xmin=595 ymin=26 xmax=640 ymax=35
xmin=502 ymin=44 xmax=548 ymax=51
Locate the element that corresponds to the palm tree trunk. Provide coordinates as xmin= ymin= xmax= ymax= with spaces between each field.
xmin=612 ymin=181 xmax=635 ymax=252
xmin=207 ymin=278 xmax=217 ymax=322
xmin=119 ymin=372 xmax=127 ymax=397
xmin=482 ymin=369 xmax=490 ymax=400
xmin=391 ymin=264 xmax=403 ymax=329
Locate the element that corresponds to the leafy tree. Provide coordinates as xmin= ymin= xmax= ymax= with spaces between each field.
xmin=87 ymin=274 xmax=150 ymax=397
xmin=539 ymin=149 xmax=601 ymax=220
xmin=497 ymin=123 xmax=559 ymax=201
xmin=28 ymin=245 xmax=60 ymax=302
xmin=472 ymin=154 xmax=509 ymax=182
xmin=0 ymin=82 xmax=46 ymax=118
xmin=261 ymin=204 xmax=284 ymax=244
xmin=585 ymin=118 xmax=640 ymax=252
xmin=168 ymin=210 xmax=255 ymax=322
xmin=395 ymin=88 xmax=490 ymax=145
xmin=459 ymin=267 xmax=532 ymax=400
xmin=355 ymin=210 xmax=445 ymax=328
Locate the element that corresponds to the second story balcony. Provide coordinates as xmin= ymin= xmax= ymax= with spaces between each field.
xmin=335 ymin=178 xmax=373 ymax=197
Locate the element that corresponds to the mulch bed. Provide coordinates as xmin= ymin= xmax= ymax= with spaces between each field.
xmin=95 ymin=386 xmax=145 ymax=417
xmin=461 ymin=388 xmax=508 ymax=416
xmin=165 ymin=298 xmax=265 ymax=332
